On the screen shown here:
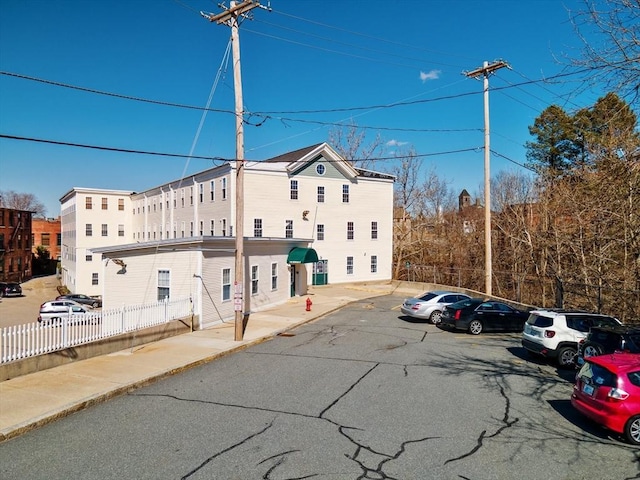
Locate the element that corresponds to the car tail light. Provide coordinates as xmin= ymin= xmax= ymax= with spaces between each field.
xmin=454 ymin=310 xmax=461 ymax=320
xmin=544 ymin=330 xmax=556 ymax=338
xmin=412 ymin=304 xmax=420 ymax=311
xmin=608 ymin=388 xmax=629 ymax=401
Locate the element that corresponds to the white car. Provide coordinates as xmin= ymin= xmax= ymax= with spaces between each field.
xmin=38 ymin=300 xmax=91 ymax=324
xmin=400 ymin=291 xmax=471 ymax=324
xmin=521 ymin=309 xmax=621 ymax=368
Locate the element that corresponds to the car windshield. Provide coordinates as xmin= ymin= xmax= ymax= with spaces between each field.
xmin=418 ymin=292 xmax=439 ymax=301
xmin=579 ymin=362 xmax=616 ymax=387
xmin=526 ymin=314 xmax=553 ymax=328
xmin=592 ymin=316 xmax=621 ymax=327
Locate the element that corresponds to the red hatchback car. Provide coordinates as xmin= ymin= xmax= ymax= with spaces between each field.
xmin=571 ymin=353 xmax=640 ymax=445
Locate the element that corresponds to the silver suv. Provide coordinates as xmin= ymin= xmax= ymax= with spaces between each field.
xmin=521 ymin=309 xmax=621 ymax=368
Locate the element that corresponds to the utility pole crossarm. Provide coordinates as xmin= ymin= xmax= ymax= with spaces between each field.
xmin=464 ymin=60 xmax=510 ymax=79
xmin=201 ymin=1 xmax=261 ymax=24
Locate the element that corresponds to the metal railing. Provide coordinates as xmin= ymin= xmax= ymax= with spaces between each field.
xmin=1 ymin=297 xmax=193 ymax=364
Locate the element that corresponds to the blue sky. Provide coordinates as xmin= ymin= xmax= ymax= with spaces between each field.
xmin=0 ymin=0 xmax=608 ymax=217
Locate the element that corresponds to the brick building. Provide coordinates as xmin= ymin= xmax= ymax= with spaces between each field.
xmin=32 ymin=217 xmax=62 ymax=261
xmin=0 ymin=207 xmax=33 ymax=282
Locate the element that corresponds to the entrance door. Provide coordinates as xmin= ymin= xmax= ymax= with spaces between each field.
xmin=312 ymin=260 xmax=328 ymax=286
xmin=290 ymin=266 xmax=296 ymax=297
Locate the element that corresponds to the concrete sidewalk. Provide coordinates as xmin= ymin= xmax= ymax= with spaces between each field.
xmin=0 ymin=281 xmax=419 ymax=442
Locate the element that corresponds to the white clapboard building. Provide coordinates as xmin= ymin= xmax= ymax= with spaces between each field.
xmin=61 ymin=143 xmax=394 ymax=328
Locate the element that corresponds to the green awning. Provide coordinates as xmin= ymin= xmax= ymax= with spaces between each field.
xmin=287 ymin=247 xmax=319 ymax=264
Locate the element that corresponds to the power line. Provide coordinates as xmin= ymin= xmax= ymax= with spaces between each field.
xmin=0 ymin=133 xmax=481 ymax=163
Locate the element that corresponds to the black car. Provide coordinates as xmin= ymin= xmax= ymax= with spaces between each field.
xmin=576 ymin=325 xmax=640 ymax=367
xmin=0 ymin=282 xmax=23 ymax=297
xmin=440 ymin=298 xmax=530 ymax=335
xmin=56 ymin=294 xmax=102 ymax=308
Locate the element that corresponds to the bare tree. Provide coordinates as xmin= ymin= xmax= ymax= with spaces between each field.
xmin=568 ymin=0 xmax=640 ymax=107
xmin=328 ymin=120 xmax=385 ymax=170
xmin=0 ymin=190 xmax=46 ymax=217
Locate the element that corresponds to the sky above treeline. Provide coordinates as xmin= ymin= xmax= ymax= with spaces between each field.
xmin=0 ymin=0 xmax=612 ymax=217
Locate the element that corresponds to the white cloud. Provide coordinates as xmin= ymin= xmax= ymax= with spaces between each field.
xmin=386 ymin=139 xmax=408 ymax=147
xmin=420 ymin=69 xmax=441 ymax=82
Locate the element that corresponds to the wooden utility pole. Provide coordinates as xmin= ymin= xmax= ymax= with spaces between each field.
xmin=464 ymin=60 xmax=509 ymax=297
xmin=202 ymin=1 xmax=263 ymax=340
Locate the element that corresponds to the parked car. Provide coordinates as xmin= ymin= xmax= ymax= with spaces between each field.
xmin=0 ymin=282 xmax=23 ymax=297
xmin=576 ymin=325 xmax=640 ymax=367
xmin=571 ymin=353 xmax=640 ymax=445
xmin=38 ymin=300 xmax=90 ymax=324
xmin=400 ymin=291 xmax=471 ymax=324
xmin=440 ymin=298 xmax=529 ymax=334
xmin=521 ymin=309 xmax=621 ymax=368
xmin=56 ymin=293 xmax=102 ymax=308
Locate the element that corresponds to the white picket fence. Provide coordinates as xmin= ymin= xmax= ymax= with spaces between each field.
xmin=0 ymin=297 xmax=193 ymax=364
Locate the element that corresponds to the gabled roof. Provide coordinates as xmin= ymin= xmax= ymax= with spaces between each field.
xmin=263 ymin=143 xmax=323 ymax=164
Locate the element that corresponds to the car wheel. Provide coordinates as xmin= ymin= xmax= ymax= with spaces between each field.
xmin=430 ymin=310 xmax=442 ymax=325
xmin=468 ymin=320 xmax=483 ymax=335
xmin=625 ymin=415 xmax=640 ymax=445
xmin=91 ymin=301 xmax=99 ymax=308
xmin=582 ymin=344 xmax=602 ymax=358
xmin=557 ymin=346 xmax=577 ymax=369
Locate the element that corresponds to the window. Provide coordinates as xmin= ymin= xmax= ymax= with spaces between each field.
xmin=222 ymin=268 xmax=231 ymax=301
xmin=57 ymin=233 xmax=61 ymax=246
xmin=317 ymin=224 xmax=324 ymax=241
xmin=285 ymin=219 xmax=293 ymax=238
xmin=347 ymin=221 xmax=354 ymax=240
xmin=166 ymin=192 xmax=170 ymax=209
xmin=199 ymin=221 xmax=204 ymax=236
xmin=199 ymin=184 xmax=204 ymax=203
xmin=118 ymin=224 xmax=125 ymax=237
xmin=190 ymin=187 xmax=193 ymax=205
xmin=118 ymin=198 xmax=125 ymax=211
xmin=41 ymin=233 xmax=50 ymax=246
xmin=371 ymin=221 xmax=378 ymax=240
xmin=102 ymin=197 xmax=108 ymax=210
xmin=251 ymin=265 xmax=259 ymax=295
xmin=190 ymin=222 xmax=194 ymax=237
xmin=157 ymin=269 xmax=170 ymax=300
xmin=347 ymin=256 xmax=354 ymax=275
xmin=86 ymin=254 xmax=92 ymax=262
xmin=86 ymin=224 xmax=93 ymax=236
xmin=181 ymin=222 xmax=185 ymax=238
xmin=290 ymin=180 xmax=298 ymax=200
xmin=316 ymin=163 xmax=326 ymax=175
xmin=271 ymin=262 xmax=278 ymax=291
xmin=371 ymin=255 xmax=378 ymax=273
xmin=210 ymin=181 xmax=215 ymax=201
xmin=342 ymin=184 xmax=350 ymax=203
xmin=254 ymin=218 xmax=263 ymax=237
xmin=173 ymin=191 xmax=177 ymax=209
xmin=181 ymin=189 xmax=185 ymax=207
xmin=102 ymin=224 xmax=108 ymax=236
xmin=86 ymin=197 xmax=93 ymax=209
xmin=317 ymin=186 xmax=325 ymax=203
xmin=210 ymin=220 xmax=215 ymax=236
xmin=221 ymin=218 xmax=227 ymax=236
xmin=221 ymin=177 xmax=227 ymax=200
xmin=92 ymin=272 xmax=99 ymax=286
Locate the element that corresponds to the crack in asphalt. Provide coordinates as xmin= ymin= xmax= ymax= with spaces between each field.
xmin=133 ymin=361 xmax=440 ymax=479
xmin=180 ymin=420 xmax=274 ymax=479
xmin=444 ymin=376 xmax=519 ymax=465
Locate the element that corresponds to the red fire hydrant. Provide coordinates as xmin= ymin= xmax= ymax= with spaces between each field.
xmin=306 ymin=297 xmax=312 ymax=311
